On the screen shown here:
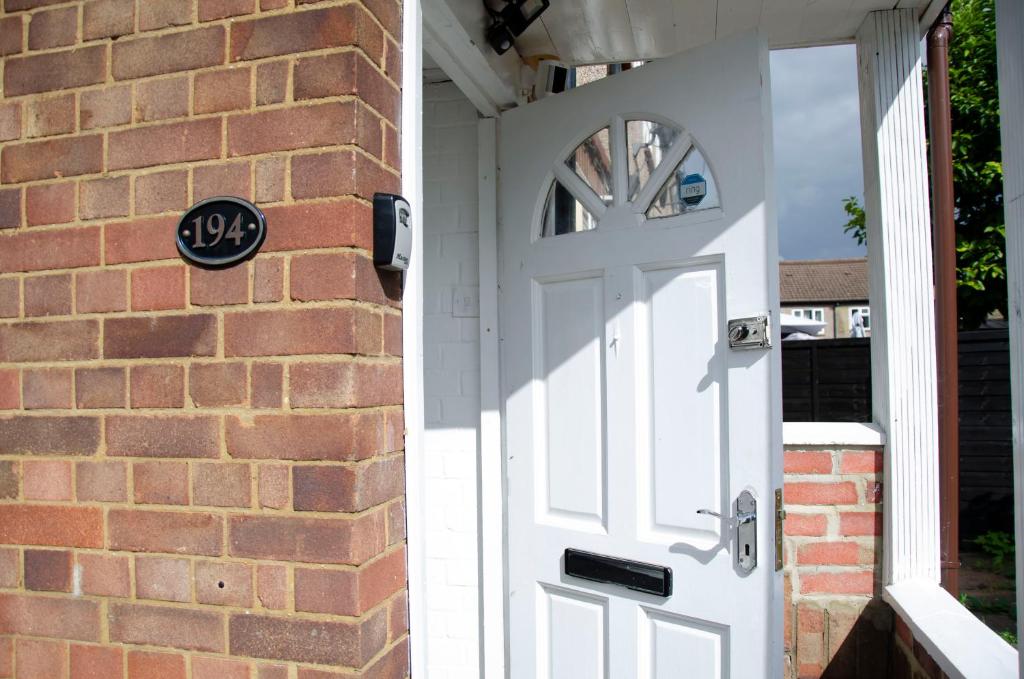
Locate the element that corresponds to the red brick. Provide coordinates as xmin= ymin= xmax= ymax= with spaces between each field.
xmin=135 ymin=555 xmax=190 ymax=602
xmin=292 ymin=150 xmax=396 ymax=200
xmin=290 ymin=252 xmax=394 ymax=304
xmin=14 ymin=638 xmax=66 ymax=679
xmin=76 ymin=460 xmax=127 ymax=502
xmin=135 ymin=77 xmax=190 ymax=123
xmin=0 ymin=228 xmax=101 ymax=274
xmin=135 ymin=169 xmax=190 ymax=214
xmin=0 ymin=461 xmax=16 ymax=499
xmin=104 ymin=315 xmax=217 ymax=358
xmin=77 ymin=553 xmax=130 ymax=597
xmin=784 ymin=512 xmax=828 ymax=536
xmin=127 ymin=650 xmax=186 ymax=679
xmin=258 ymin=464 xmax=288 ymax=509
xmin=229 ymin=611 xmax=385 ymax=666
xmin=80 ymin=176 xmax=130 ymax=221
xmin=190 ymin=362 xmax=248 ymax=407
xmin=80 ymin=85 xmax=132 ymax=130
xmin=200 ymin=0 xmax=254 ymax=21
xmin=113 ymin=27 xmax=225 ymax=80
xmin=138 ymin=0 xmax=191 ymax=31
xmin=28 ymin=8 xmax=75 ymax=50
xmin=111 ymin=604 xmax=224 ymax=653
xmin=294 ymin=456 xmax=404 ymax=513
xmin=24 ymin=274 xmax=72 ymax=317
xmin=260 ymin=200 xmax=372 ymax=252
xmin=193 ymin=161 xmax=252 ymax=202
xmin=25 ymin=93 xmax=76 ymax=138
xmin=227 ymin=411 xmax=399 ymax=461
xmin=131 ymin=265 xmax=186 ymax=311
xmin=196 ymin=67 xmax=252 ymax=114
xmin=840 ymin=451 xmax=883 ymax=474
xmin=0 ymin=416 xmax=100 ymax=455
xmin=22 ymin=460 xmax=72 ymax=501
xmin=251 ymin=363 xmax=283 ymax=409
xmin=224 ymin=307 xmax=377 ymax=357
xmin=230 ymin=5 xmax=382 ymax=62
xmin=228 ymin=101 xmax=359 ymax=156
xmin=295 ymin=50 xmax=399 ymax=121
xmin=0 ymin=371 xmax=18 ymax=410
xmin=130 ymin=365 xmax=184 ymax=408
xmin=108 ymin=509 xmax=223 ymax=555
xmin=290 ymin=362 xmax=403 ymax=409
xmin=106 ymin=415 xmax=220 ymax=458
xmin=229 ymin=511 xmax=385 ymax=565
xmin=83 ymin=0 xmax=134 ymax=40
xmin=76 ymin=270 xmax=128 ymax=314
xmin=22 ymin=368 xmax=72 ymax=409
xmin=193 ymin=657 xmax=251 ymax=679
xmin=193 ymin=462 xmax=251 ymax=508
xmin=3 ymin=46 xmax=106 ymax=97
xmin=5 ymin=0 xmax=67 ymax=11
xmin=105 ymin=216 xmax=179 ymax=264
xmin=383 ymin=120 xmax=399 ymax=170
xmin=840 ymin=511 xmax=882 ymax=536
xmin=388 ymin=592 xmax=408 ymax=641
xmin=797 ymin=541 xmax=862 ymax=565
xmin=253 ymin=257 xmax=284 ymax=303
xmin=384 ymin=313 xmax=402 ymax=356
xmin=784 ymin=451 xmax=833 ymax=474
xmin=0 ymin=189 xmax=20 ymax=229
xmin=70 ymin=644 xmax=123 ymax=679
xmin=255 ymin=61 xmax=288 ymax=107
xmin=75 ymin=367 xmax=126 ymax=409
xmin=133 ymin=461 xmax=189 ymax=506
xmin=800 ymin=571 xmax=875 ymax=596
xmin=260 ymin=0 xmax=287 ymax=8
xmin=784 ymin=481 xmax=858 ymax=505
xmin=256 ymin=564 xmax=286 ymax=610
xmin=0 ymin=16 xmax=22 ymax=57
xmin=0 ymin=506 xmax=102 ymax=548
xmin=24 ymin=549 xmax=72 ymax=592
xmin=109 ymin=119 xmax=223 ymax=171
xmin=866 ymin=480 xmax=883 ymax=503
xmin=0 ymin=593 xmax=100 ymax=641
xmin=0 ymin=636 xmax=10 ymax=677
xmin=196 ymin=560 xmax=253 ymax=607
xmin=387 ymin=498 xmax=405 ymax=546
xmin=190 ymin=264 xmax=250 ymax=306
xmin=296 ymin=546 xmax=405 ymax=617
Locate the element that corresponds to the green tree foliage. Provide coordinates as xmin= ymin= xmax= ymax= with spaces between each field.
xmin=843 ymin=0 xmax=1006 ymax=328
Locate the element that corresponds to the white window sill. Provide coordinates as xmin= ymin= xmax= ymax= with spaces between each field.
xmin=783 ymin=421 xmax=886 ymax=447
xmin=884 ymin=579 xmax=1018 ymax=679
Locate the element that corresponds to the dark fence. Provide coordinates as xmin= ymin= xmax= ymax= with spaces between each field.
xmin=781 ymin=330 xmax=1014 ymax=542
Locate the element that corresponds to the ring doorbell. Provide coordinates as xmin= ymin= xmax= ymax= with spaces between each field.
xmin=373 ymin=193 xmax=412 ymax=271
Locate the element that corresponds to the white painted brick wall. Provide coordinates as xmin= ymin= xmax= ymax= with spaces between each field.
xmin=422 ymin=81 xmax=482 ymax=679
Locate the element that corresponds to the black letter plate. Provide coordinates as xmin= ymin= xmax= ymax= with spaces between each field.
xmin=177 ymin=196 xmax=267 ymax=268
xmin=564 ymin=548 xmax=672 ymax=597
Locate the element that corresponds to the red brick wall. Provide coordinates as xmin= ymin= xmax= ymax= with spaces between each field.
xmin=783 ymin=445 xmax=892 ymax=678
xmin=0 ymin=0 xmax=407 ymax=677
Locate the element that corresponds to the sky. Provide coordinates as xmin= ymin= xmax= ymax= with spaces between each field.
xmin=770 ymin=45 xmax=867 ymax=261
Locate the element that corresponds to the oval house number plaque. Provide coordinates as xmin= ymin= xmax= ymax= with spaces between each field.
xmin=176 ymin=196 xmax=267 ymax=268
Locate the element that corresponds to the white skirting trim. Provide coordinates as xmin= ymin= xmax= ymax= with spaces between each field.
xmin=782 ymin=422 xmax=887 ymax=448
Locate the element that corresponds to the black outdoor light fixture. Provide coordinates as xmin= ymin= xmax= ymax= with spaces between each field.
xmin=485 ymin=0 xmax=549 ymax=54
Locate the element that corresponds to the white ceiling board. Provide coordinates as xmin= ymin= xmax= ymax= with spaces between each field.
xmin=626 ymin=0 xmax=718 ymax=58
xmin=535 ymin=0 xmax=638 ymax=64
xmin=715 ymin=0 xmax=764 ymax=39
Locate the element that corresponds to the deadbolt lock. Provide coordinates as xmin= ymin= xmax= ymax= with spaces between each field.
xmin=728 ymin=315 xmax=771 ymax=350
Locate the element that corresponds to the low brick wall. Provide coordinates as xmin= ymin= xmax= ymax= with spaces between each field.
xmin=783 ymin=445 xmax=892 ymax=678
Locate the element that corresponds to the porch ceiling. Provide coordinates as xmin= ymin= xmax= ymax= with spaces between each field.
xmin=448 ymin=0 xmax=936 ymax=64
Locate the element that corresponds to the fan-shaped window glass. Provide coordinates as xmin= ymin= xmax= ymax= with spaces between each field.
xmin=645 ymin=146 xmax=720 ymax=219
xmin=541 ymin=180 xmax=597 ymax=237
xmin=626 ymin=120 xmax=681 ymax=202
xmin=566 ymin=127 xmax=613 ymax=205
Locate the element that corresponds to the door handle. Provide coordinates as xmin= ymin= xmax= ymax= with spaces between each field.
xmin=696 ymin=490 xmax=757 ymax=573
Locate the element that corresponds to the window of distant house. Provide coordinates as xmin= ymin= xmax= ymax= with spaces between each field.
xmin=849 ymin=306 xmax=870 ymax=330
xmin=792 ymin=308 xmax=824 ymax=322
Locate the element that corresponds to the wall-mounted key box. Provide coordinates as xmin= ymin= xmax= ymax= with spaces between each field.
xmin=373 ymin=193 xmax=412 ymax=271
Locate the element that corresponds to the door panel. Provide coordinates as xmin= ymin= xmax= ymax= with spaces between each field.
xmin=499 ymin=31 xmax=781 ymax=679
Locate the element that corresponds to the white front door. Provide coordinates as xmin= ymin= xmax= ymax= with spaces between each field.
xmin=499 ymin=33 xmax=782 ymax=678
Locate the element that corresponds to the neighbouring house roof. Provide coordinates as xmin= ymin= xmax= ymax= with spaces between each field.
xmin=780 ymin=258 xmax=869 ymax=304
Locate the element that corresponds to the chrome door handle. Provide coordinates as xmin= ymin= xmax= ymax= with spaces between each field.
xmin=696 ymin=490 xmax=757 ymax=573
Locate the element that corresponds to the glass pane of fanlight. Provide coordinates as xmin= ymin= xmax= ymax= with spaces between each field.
xmin=626 ymin=120 xmax=682 ymax=201
xmin=566 ymin=127 xmax=614 ymax=205
xmin=645 ymin=146 xmax=720 ymax=219
xmin=540 ymin=180 xmax=598 ymax=237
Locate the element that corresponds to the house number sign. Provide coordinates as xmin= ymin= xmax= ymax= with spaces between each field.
xmin=176 ymin=196 xmax=267 ymax=268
